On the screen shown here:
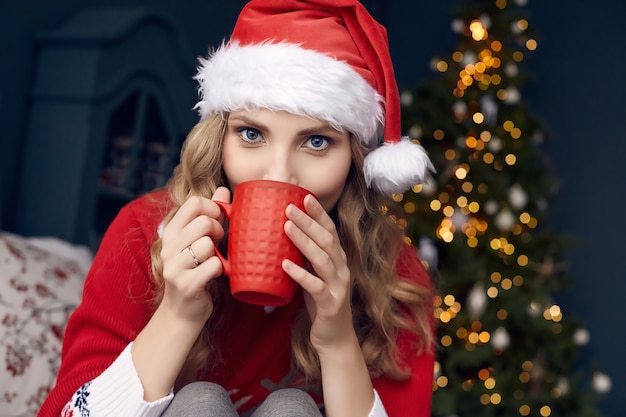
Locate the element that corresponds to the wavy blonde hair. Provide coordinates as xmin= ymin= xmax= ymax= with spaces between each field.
xmin=150 ymin=114 xmax=434 ymax=390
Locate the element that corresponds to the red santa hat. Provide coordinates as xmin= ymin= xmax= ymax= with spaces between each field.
xmin=194 ymin=0 xmax=434 ymax=194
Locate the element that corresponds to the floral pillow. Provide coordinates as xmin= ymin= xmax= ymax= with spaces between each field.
xmin=0 ymin=232 xmax=91 ymax=417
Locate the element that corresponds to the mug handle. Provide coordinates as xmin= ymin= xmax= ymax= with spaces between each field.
xmin=213 ymin=200 xmax=231 ymax=277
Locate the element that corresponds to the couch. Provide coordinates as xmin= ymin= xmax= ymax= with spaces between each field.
xmin=0 ymin=232 xmax=92 ymax=417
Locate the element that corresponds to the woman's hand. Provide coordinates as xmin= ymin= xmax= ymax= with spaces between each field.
xmin=159 ymin=187 xmax=231 ymax=326
xmin=282 ymin=194 xmax=354 ymax=352
xmin=283 ymin=195 xmax=376 ymax=417
xmin=133 ymin=187 xmax=231 ymax=401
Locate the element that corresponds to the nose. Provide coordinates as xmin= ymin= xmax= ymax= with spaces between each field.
xmin=263 ymin=146 xmax=297 ymax=184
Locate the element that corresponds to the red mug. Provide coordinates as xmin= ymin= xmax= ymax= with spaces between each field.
xmin=214 ymin=180 xmax=313 ymax=306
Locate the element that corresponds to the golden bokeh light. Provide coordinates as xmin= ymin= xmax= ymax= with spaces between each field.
xmin=436 ymin=375 xmax=449 ymax=387
xmin=455 ymin=165 xmax=469 ymax=180
xmin=540 ymin=406 xmax=552 ymax=417
xmin=469 ymin=20 xmax=489 ymax=41
xmin=452 ymin=51 xmax=464 ymax=62
xmin=517 ymin=254 xmax=529 ymax=266
xmin=505 ymin=154 xmax=517 ymax=165
xmin=517 ymin=19 xmax=529 ymax=31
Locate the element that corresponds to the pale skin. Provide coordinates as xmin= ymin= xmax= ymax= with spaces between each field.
xmin=132 ymin=109 xmax=375 ymax=417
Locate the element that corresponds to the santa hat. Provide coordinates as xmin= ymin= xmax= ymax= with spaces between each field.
xmin=194 ymin=0 xmax=434 ymax=194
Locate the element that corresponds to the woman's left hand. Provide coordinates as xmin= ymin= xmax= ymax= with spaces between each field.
xmin=283 ymin=194 xmax=355 ymax=352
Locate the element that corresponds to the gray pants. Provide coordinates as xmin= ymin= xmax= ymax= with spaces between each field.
xmin=162 ymin=381 xmax=323 ymax=417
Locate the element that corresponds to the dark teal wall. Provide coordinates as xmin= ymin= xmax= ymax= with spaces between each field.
xmin=526 ymin=2 xmax=626 ymax=414
xmin=0 ymin=0 xmax=247 ymax=229
xmin=0 ymin=1 xmax=622 ymax=414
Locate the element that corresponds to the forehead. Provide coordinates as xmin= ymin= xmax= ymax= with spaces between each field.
xmin=228 ymin=109 xmax=346 ymax=133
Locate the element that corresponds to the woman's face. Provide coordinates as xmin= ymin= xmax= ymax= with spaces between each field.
xmin=222 ymin=109 xmax=353 ymax=211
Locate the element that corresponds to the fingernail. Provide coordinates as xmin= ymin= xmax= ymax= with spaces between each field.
xmin=305 ymin=194 xmax=318 ymax=208
xmin=287 ymin=204 xmax=300 ymax=217
xmin=282 ymin=259 xmax=295 ymax=272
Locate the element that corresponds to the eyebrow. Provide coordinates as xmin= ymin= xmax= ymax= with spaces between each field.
xmin=228 ymin=115 xmax=268 ymax=131
xmin=228 ymin=114 xmax=343 ymax=137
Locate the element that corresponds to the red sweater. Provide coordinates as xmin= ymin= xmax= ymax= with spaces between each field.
xmin=38 ymin=192 xmax=434 ymax=417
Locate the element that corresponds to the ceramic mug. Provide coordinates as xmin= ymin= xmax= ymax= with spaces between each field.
xmin=214 ymin=179 xmax=313 ymax=306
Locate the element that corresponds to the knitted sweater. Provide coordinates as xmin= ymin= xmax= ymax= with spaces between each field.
xmin=38 ymin=191 xmax=434 ymax=417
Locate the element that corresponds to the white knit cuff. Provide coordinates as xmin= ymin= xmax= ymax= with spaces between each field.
xmin=369 ymin=389 xmax=388 ymax=417
xmin=63 ymin=342 xmax=173 ymax=417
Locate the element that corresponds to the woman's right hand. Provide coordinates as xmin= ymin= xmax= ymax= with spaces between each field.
xmin=132 ymin=186 xmax=231 ymax=402
xmin=158 ymin=186 xmax=231 ymax=326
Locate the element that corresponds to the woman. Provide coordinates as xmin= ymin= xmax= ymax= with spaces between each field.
xmin=39 ymin=1 xmax=436 ymax=416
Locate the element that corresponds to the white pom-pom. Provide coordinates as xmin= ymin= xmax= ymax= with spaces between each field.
xmin=364 ymin=137 xmax=435 ymax=194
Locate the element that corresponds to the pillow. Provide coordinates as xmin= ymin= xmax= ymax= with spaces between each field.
xmin=0 ymin=232 xmax=91 ymax=417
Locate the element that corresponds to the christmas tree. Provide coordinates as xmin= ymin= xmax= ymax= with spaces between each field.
xmin=398 ymin=1 xmax=609 ymax=416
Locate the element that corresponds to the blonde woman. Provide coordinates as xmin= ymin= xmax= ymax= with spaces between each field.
xmin=40 ymin=1 xmax=436 ymax=416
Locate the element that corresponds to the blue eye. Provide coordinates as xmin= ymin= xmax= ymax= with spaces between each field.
xmin=239 ymin=128 xmax=261 ymax=142
xmin=306 ymin=135 xmax=329 ymax=150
